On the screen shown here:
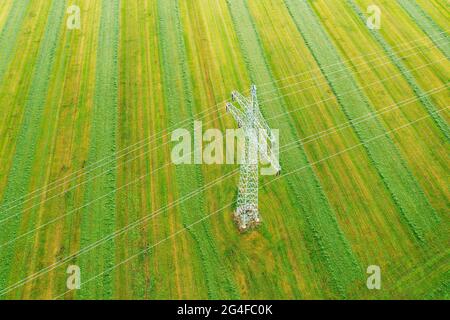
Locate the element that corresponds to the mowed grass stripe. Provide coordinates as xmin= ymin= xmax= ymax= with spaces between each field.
xmin=157 ymin=0 xmax=238 ymax=299
xmin=347 ymin=0 xmax=449 ymax=140
xmin=0 ymin=0 xmax=66 ymax=295
xmin=55 ymin=0 xmax=103 ymax=298
xmin=247 ymin=0 xmax=423 ymax=298
xmin=0 ymin=0 xmax=13 ymax=29
xmin=0 ymin=1 xmax=54 ymax=203
xmin=285 ymin=0 xmax=439 ymax=242
xmin=78 ymin=0 xmax=120 ymax=299
xmin=116 ymin=0 xmax=147 ymax=299
xmin=397 ymin=0 xmax=450 ymax=59
xmin=415 ymin=0 xmax=450 ymax=33
xmin=0 ymin=0 xmax=30 ymax=83
xmin=19 ymin=0 xmax=103 ymax=299
xmin=227 ymin=0 xmax=361 ymax=296
xmin=7 ymin=3 xmax=74 ymax=298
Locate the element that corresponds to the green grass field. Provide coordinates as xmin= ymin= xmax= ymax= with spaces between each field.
xmin=0 ymin=0 xmax=448 ymax=300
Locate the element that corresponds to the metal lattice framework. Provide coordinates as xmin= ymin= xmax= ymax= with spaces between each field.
xmin=226 ymin=85 xmax=281 ymax=231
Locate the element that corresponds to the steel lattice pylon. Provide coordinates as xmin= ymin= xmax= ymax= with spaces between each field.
xmin=226 ymin=85 xmax=280 ymax=231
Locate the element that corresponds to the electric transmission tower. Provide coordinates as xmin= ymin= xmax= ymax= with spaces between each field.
xmin=226 ymin=85 xmax=281 ymax=231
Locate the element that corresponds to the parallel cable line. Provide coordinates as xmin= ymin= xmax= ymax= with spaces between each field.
xmin=274 ymin=109 xmax=448 ymax=182
xmin=0 ymin=56 xmax=446 ymax=238
xmin=1 ymin=31 xmax=447 ymax=212
xmin=1 ymin=84 xmax=445 ymax=250
xmin=262 ymin=30 xmax=449 ymax=87
xmin=0 ymin=60 xmax=446 ymax=249
xmin=53 ymin=106 xmax=448 ymax=300
xmin=0 ymin=87 xmax=446 ymax=297
xmin=279 ymin=85 xmax=447 ymax=150
xmin=1 ymin=39 xmax=447 ymax=220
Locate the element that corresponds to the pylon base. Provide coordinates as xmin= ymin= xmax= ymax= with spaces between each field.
xmin=234 ymin=207 xmax=261 ymax=232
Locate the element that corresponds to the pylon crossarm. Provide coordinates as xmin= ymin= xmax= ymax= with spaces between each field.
xmin=231 ymin=91 xmax=252 ymax=111
xmin=257 ymin=134 xmax=280 ymax=172
xmin=254 ymin=120 xmax=272 ymax=142
xmin=226 ymin=102 xmax=245 ymax=128
xmin=250 ymin=84 xmax=260 ymax=112
xmin=261 ymin=151 xmax=281 ymax=172
xmin=255 ymin=109 xmax=275 ymax=141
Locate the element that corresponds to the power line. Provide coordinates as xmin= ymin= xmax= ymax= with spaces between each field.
xmin=1 ymin=89 xmax=446 ymax=297
xmin=0 ymin=58 xmax=445 ymax=250
xmin=1 ymin=38 xmax=446 ymax=221
xmin=53 ymin=106 xmax=448 ymax=300
xmin=0 ymin=60 xmax=446 ymax=252
xmin=1 ymin=32 xmax=446 ymax=213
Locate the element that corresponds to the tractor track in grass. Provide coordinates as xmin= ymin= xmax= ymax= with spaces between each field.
xmin=0 ymin=0 xmax=66 ymax=297
xmin=0 ymin=0 xmax=51 ymax=199
xmin=54 ymin=0 xmax=103 ymax=299
xmin=0 ymin=1 xmax=13 ymax=30
xmin=284 ymin=0 xmax=439 ymax=243
xmin=0 ymin=0 xmax=31 ymax=84
xmin=415 ymin=0 xmax=450 ymax=33
xmin=398 ymin=0 xmax=450 ymax=59
xmin=78 ymin=0 xmax=120 ymax=299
